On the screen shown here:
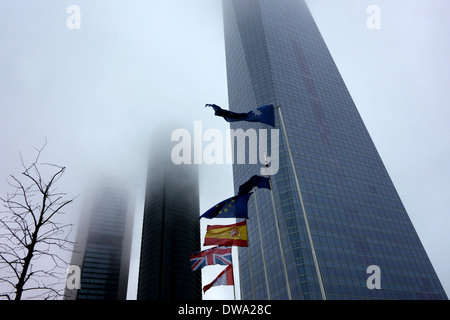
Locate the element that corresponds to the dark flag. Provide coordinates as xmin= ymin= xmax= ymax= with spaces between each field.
xmin=238 ymin=175 xmax=271 ymax=196
xmin=199 ymin=193 xmax=252 ymax=220
xmin=206 ymin=104 xmax=275 ymax=127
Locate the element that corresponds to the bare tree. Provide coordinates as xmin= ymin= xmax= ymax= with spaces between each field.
xmin=0 ymin=142 xmax=76 ymax=300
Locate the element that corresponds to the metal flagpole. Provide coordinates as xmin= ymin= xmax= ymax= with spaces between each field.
xmin=268 ymin=178 xmax=292 ymax=300
xmin=244 ymin=227 xmax=256 ymax=299
xmin=233 ymin=261 xmax=237 ymax=300
xmin=276 ymin=104 xmax=327 ymax=300
xmin=253 ymin=190 xmax=271 ymax=299
xmin=233 ymin=219 xmax=244 ymax=301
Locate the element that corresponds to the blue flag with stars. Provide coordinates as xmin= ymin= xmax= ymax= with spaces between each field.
xmin=199 ymin=193 xmax=252 ymax=219
xmin=206 ymin=104 xmax=275 ymax=127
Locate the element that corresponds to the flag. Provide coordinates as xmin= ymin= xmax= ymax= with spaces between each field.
xmin=190 ymin=246 xmax=232 ymax=271
xmin=238 ymin=175 xmax=271 ymax=196
xmin=199 ymin=193 xmax=252 ymax=219
xmin=203 ymin=264 xmax=234 ymax=293
xmin=206 ymin=104 xmax=275 ymax=127
xmin=204 ymin=220 xmax=248 ymax=247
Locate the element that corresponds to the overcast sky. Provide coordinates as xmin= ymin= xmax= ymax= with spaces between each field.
xmin=0 ymin=0 xmax=448 ymax=300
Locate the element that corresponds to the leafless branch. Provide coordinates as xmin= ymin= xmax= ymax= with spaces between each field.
xmin=0 ymin=141 xmax=76 ymax=300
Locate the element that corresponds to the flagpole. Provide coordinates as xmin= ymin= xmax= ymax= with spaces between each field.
xmin=268 ymin=178 xmax=292 ymax=300
xmin=233 ymin=220 xmax=242 ymax=301
xmin=233 ymin=262 xmax=237 ymax=300
xmin=276 ymin=105 xmax=327 ymax=300
xmin=253 ymin=190 xmax=271 ymax=300
xmin=237 ymin=242 xmax=251 ymax=300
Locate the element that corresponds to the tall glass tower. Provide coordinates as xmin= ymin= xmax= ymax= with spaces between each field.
xmin=223 ymin=0 xmax=447 ymax=300
xmin=65 ymin=180 xmax=134 ymax=300
xmin=137 ymin=138 xmax=201 ymax=300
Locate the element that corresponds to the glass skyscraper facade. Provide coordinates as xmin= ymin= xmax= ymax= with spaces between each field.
xmin=137 ymin=140 xmax=201 ymax=300
xmin=223 ymin=0 xmax=447 ymax=300
xmin=65 ymin=182 xmax=134 ymax=300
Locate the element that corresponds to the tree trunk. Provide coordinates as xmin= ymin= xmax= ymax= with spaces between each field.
xmin=14 ymin=247 xmax=34 ymax=300
xmin=15 ymin=226 xmax=39 ymax=300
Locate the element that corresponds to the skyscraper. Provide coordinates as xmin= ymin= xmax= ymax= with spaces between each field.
xmin=65 ymin=180 xmax=134 ymax=300
xmin=137 ymin=139 xmax=201 ymax=300
xmin=223 ymin=0 xmax=447 ymax=300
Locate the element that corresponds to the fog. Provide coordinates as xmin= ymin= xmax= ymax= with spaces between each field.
xmin=0 ymin=0 xmax=448 ymax=299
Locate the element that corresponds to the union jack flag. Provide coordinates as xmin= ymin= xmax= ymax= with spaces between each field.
xmin=190 ymin=246 xmax=232 ymax=271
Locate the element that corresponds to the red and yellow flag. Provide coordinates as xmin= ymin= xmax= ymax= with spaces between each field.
xmin=203 ymin=220 xmax=248 ymax=247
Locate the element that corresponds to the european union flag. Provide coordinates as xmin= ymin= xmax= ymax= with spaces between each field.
xmin=199 ymin=193 xmax=252 ymax=219
xmin=238 ymin=175 xmax=271 ymax=196
xmin=206 ymin=104 xmax=275 ymax=127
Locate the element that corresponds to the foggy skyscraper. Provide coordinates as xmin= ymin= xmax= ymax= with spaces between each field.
xmin=223 ymin=0 xmax=447 ymax=300
xmin=65 ymin=179 xmax=134 ymax=300
xmin=137 ymin=138 xmax=201 ymax=300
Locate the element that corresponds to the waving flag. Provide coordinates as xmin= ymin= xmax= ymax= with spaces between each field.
xmin=204 ymin=220 xmax=248 ymax=247
xmin=203 ymin=264 xmax=234 ymax=293
xmin=199 ymin=193 xmax=252 ymax=220
xmin=238 ymin=175 xmax=271 ymax=196
xmin=190 ymin=246 xmax=232 ymax=271
xmin=206 ymin=104 xmax=275 ymax=127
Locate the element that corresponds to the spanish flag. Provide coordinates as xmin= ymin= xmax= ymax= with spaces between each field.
xmin=203 ymin=221 xmax=248 ymax=247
